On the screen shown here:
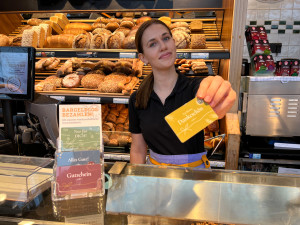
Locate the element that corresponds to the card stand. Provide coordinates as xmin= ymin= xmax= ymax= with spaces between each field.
xmin=51 ymin=147 xmax=105 ymax=201
xmin=0 ymin=155 xmax=53 ymax=215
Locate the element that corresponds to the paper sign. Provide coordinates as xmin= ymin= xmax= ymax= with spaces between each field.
xmin=56 ymin=150 xmax=100 ymax=167
xmin=56 ymin=164 xmax=102 ymax=196
xmin=165 ymin=97 xmax=218 ymax=143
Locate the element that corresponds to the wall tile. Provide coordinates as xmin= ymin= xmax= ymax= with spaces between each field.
xmin=294 ymin=25 xmax=300 ymax=29
xmin=294 ymin=0 xmax=300 ymax=8
xmin=281 ymin=0 xmax=294 ymax=9
xmin=247 ymin=10 xmax=257 ymax=21
xmin=286 ymin=29 xmax=293 ymax=34
xmin=270 ymin=2 xmax=282 ymax=9
xmin=288 ymin=45 xmax=300 ymax=58
xmin=257 ymin=19 xmax=265 ymax=26
xmin=268 ymin=33 xmax=278 ymax=42
xmin=272 ymin=20 xmax=279 ymax=25
xmin=269 ymin=10 xmax=281 ymax=20
xmin=278 ymin=34 xmax=290 ymax=45
xmin=293 ymin=9 xmax=300 ymax=20
xmin=280 ymin=46 xmax=289 ymax=56
xmin=257 ymin=2 xmax=271 ymax=9
xmin=257 ymin=9 xmax=270 ymax=20
xmin=289 ymin=34 xmax=300 ymax=45
xmin=247 ymin=0 xmax=257 ymax=10
xmin=280 ymin=9 xmax=293 ymax=21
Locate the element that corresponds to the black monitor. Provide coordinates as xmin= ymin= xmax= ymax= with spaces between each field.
xmin=0 ymin=47 xmax=35 ymax=101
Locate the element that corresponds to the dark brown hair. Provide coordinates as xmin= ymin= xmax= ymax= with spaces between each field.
xmin=134 ymin=19 xmax=172 ymax=109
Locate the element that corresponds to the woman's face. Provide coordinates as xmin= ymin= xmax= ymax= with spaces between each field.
xmin=139 ymin=23 xmax=176 ymax=71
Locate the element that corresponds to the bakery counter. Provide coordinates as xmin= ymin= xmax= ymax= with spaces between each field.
xmin=1 ymin=162 xmax=300 ymax=225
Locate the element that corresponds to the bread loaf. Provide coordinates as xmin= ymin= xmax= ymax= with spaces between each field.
xmin=190 ymin=20 xmax=203 ymax=32
xmin=32 ymin=26 xmax=46 ymax=48
xmin=21 ymin=29 xmax=38 ymax=48
xmin=91 ymin=33 xmax=108 ymax=49
xmin=63 ymin=28 xmax=87 ymax=35
xmin=159 ymin=16 xmax=171 ymax=27
xmin=81 ymin=74 xmax=105 ymax=89
xmin=62 ymin=74 xmax=81 ymax=88
xmin=39 ymin=24 xmax=51 ymax=39
xmin=54 ymin=13 xmax=69 ymax=25
xmin=8 ymin=35 xmax=22 ymax=46
xmin=27 ymin=18 xmax=43 ymax=26
xmin=169 ymin=22 xmax=189 ymax=30
xmin=91 ymin=22 xmax=106 ymax=30
xmin=42 ymin=21 xmax=62 ymax=34
xmin=50 ymin=16 xmax=66 ymax=30
xmin=136 ymin=16 xmax=152 ymax=25
xmin=191 ymin=34 xmax=206 ymax=49
xmin=92 ymin=28 xmax=112 ymax=36
xmin=72 ymin=33 xmax=91 ymax=49
xmin=114 ymin=27 xmax=131 ymax=37
xmin=65 ymin=23 xmax=92 ymax=32
xmin=105 ymin=22 xmax=119 ymax=32
xmin=122 ymin=34 xmax=136 ymax=49
xmin=0 ymin=34 xmax=10 ymax=46
xmin=171 ymin=30 xmax=190 ymax=49
xmin=44 ymin=75 xmax=62 ymax=88
xmin=45 ymin=34 xmax=75 ymax=48
xmin=107 ymin=32 xmax=125 ymax=49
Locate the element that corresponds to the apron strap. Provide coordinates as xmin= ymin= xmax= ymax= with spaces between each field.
xmin=149 ymin=154 xmax=210 ymax=168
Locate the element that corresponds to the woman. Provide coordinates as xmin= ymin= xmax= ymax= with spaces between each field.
xmin=129 ymin=19 xmax=236 ymax=168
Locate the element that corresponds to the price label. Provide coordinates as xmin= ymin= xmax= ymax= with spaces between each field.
xmin=36 ymin=52 xmax=55 ymax=57
xmin=50 ymin=96 xmax=65 ymax=101
xmin=113 ymin=98 xmax=129 ymax=104
xmin=119 ymin=52 xmax=136 ymax=58
xmin=191 ymin=53 xmax=209 ymax=59
xmin=176 ymin=53 xmax=190 ymax=59
xmin=76 ymin=52 xmax=97 ymax=58
xmin=79 ymin=97 xmax=101 ymax=103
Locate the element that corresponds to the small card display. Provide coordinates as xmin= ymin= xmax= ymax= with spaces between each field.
xmin=60 ymin=126 xmax=101 ymax=151
xmin=56 ymin=150 xmax=100 ymax=167
xmin=165 ymin=97 xmax=218 ymax=143
xmin=56 ymin=164 xmax=102 ymax=196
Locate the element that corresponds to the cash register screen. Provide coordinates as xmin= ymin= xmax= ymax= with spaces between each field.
xmin=0 ymin=47 xmax=35 ymax=101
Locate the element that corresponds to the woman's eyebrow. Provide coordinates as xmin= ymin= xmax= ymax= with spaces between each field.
xmin=146 ymin=32 xmax=170 ymax=45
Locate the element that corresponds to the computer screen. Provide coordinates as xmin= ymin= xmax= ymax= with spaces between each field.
xmin=0 ymin=47 xmax=35 ymax=101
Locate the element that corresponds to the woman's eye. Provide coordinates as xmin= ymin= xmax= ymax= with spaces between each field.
xmin=149 ymin=42 xmax=156 ymax=47
xmin=163 ymin=36 xmax=170 ymax=41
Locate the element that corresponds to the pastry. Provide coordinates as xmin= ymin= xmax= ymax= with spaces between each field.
xmin=72 ymin=33 xmax=91 ymax=49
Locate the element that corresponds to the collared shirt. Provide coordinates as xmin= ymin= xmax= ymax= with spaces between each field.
xmin=129 ymin=74 xmax=204 ymax=155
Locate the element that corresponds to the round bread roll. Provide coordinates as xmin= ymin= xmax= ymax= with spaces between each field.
xmin=91 ymin=22 xmax=106 ymax=30
xmin=122 ymin=34 xmax=136 ymax=49
xmin=109 ymin=18 xmax=120 ymax=24
xmin=92 ymin=28 xmax=112 ymax=36
xmin=65 ymin=23 xmax=92 ymax=32
xmin=91 ymin=33 xmax=108 ymax=49
xmin=159 ymin=16 xmax=171 ymax=27
xmin=27 ymin=18 xmax=43 ymax=26
xmin=0 ymin=34 xmax=10 ymax=46
xmin=72 ymin=33 xmax=91 ymax=49
xmin=81 ymin=74 xmax=105 ymax=89
xmin=169 ymin=22 xmax=189 ymax=30
xmin=42 ymin=83 xmax=56 ymax=91
xmin=114 ymin=27 xmax=131 ymax=37
xmin=120 ymin=21 xmax=134 ymax=29
xmin=62 ymin=74 xmax=81 ymax=88
xmin=121 ymin=17 xmax=134 ymax=23
xmin=44 ymin=75 xmax=62 ymax=88
xmin=105 ymin=22 xmax=119 ymax=32
xmin=172 ymin=27 xmax=191 ymax=34
xmin=171 ymin=30 xmax=190 ymax=49
xmin=107 ymin=31 xmax=125 ymax=49
xmin=95 ymin=17 xmax=109 ymax=24
xmin=136 ymin=16 xmax=152 ymax=25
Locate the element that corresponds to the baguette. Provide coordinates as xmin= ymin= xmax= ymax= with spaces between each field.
xmin=45 ymin=58 xmax=61 ymax=70
xmin=45 ymin=34 xmax=75 ymax=48
xmin=27 ymin=18 xmax=43 ymax=26
xmin=65 ymin=23 xmax=92 ymax=32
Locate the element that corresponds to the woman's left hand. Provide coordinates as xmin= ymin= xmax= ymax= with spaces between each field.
xmin=196 ymin=75 xmax=236 ymax=119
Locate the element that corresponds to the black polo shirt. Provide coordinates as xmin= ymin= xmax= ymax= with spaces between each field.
xmin=129 ymin=74 xmax=204 ymax=155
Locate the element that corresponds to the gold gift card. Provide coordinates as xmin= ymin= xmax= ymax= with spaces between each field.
xmin=165 ymin=97 xmax=218 ymax=143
